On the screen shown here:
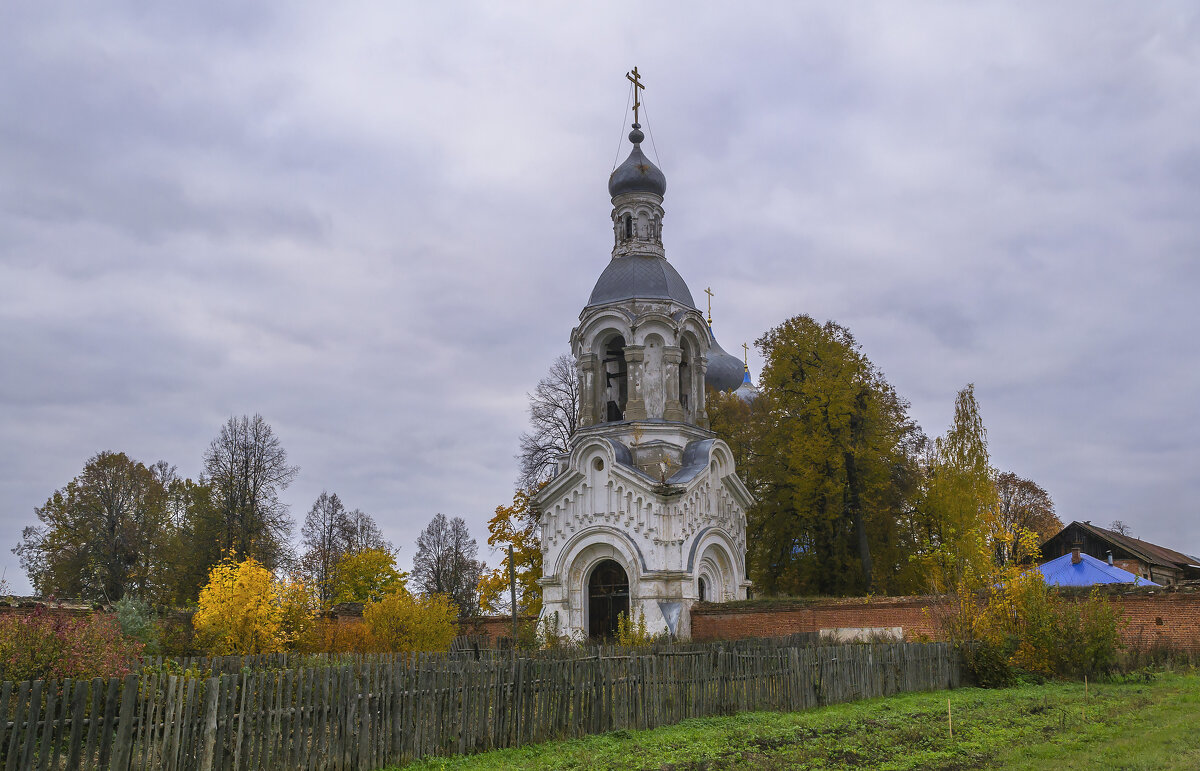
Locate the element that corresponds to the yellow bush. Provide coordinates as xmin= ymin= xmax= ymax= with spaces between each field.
xmin=363 ymin=591 xmax=458 ymax=653
xmin=941 ymin=554 xmax=1123 ymax=685
xmin=330 ymin=548 xmax=407 ymax=605
xmin=193 ymin=554 xmax=311 ymax=654
xmin=296 ymin=618 xmax=375 ymax=654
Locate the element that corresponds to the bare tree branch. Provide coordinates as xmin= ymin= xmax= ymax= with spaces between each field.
xmin=202 ymin=414 xmax=298 ymax=570
xmin=516 ymin=354 xmax=578 ymax=490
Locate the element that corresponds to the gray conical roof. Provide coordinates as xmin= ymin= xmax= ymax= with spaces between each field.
xmin=586 ymin=255 xmax=695 ymax=308
xmin=608 ymin=126 xmax=666 ymax=198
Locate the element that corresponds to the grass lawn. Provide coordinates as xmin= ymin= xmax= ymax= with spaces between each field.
xmin=393 ymin=671 xmax=1200 ymax=770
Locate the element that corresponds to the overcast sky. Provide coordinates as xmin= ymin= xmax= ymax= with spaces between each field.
xmin=3 ymin=3 xmax=1198 ymax=593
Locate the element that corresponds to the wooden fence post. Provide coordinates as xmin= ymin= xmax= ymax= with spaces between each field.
xmin=109 ymin=673 xmax=140 ymax=771
xmin=197 ymin=676 xmax=221 ymax=771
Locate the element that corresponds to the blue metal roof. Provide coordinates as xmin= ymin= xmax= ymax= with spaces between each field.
xmin=1037 ymin=551 xmax=1158 ymax=587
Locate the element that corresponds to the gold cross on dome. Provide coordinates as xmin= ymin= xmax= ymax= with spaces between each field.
xmin=626 ymin=67 xmax=645 ymax=124
xmin=742 ymin=342 xmax=749 ymax=367
xmin=704 ymin=287 xmax=714 ymax=326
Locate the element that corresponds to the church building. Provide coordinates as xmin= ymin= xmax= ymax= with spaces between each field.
xmin=533 ymin=81 xmax=754 ymax=640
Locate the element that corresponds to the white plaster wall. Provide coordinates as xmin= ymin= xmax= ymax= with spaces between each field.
xmin=537 ymin=436 xmax=749 ymax=640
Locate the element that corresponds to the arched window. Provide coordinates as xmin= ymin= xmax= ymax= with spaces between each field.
xmin=624 ymin=215 xmax=633 ymax=239
xmin=679 ymin=339 xmax=691 ymax=415
xmin=698 ymin=576 xmax=707 ymax=602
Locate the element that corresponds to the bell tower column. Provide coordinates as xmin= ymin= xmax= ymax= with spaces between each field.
xmin=662 ymin=346 xmax=685 ymax=422
xmin=578 ymin=353 xmax=599 ymax=427
xmin=696 ymin=354 xmax=710 ymax=429
xmin=623 ymin=345 xmax=648 ymax=420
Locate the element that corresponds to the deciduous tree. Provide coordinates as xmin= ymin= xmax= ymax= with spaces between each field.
xmin=300 ymin=491 xmax=348 ymax=606
xmin=163 ymin=476 xmax=222 ymax=604
xmin=478 ymin=488 xmax=543 ymax=616
xmin=192 ymin=554 xmax=311 ymax=654
xmin=330 ymin=548 xmax=407 ymax=605
xmin=516 ymin=354 xmax=578 ymax=490
xmin=909 ymin=385 xmax=999 ymax=591
xmin=412 ymin=513 xmax=483 ymax=618
xmin=299 ymin=491 xmax=392 ymax=606
xmin=202 ymin=414 xmax=298 ymax=571
xmin=993 ymin=471 xmax=1061 ymax=565
xmin=725 ymin=316 xmax=922 ymax=596
xmin=14 ymin=451 xmax=173 ymax=602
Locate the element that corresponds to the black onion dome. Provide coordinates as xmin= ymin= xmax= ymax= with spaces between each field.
xmin=705 ymin=333 xmax=746 ymax=392
xmin=586 ymin=255 xmax=696 ymax=309
xmin=608 ymin=126 xmax=666 ymax=198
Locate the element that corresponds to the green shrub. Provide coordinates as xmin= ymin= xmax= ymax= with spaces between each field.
xmin=944 ymin=571 xmax=1125 ymax=684
xmin=964 ymin=638 xmax=1017 ymax=688
xmin=113 ymin=596 xmax=160 ymax=654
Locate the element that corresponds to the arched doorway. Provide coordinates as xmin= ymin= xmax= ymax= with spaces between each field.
xmin=587 ymin=559 xmax=629 ymax=638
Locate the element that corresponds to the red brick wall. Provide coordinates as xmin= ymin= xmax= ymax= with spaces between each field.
xmin=1114 ymin=593 xmax=1200 ymax=654
xmin=459 ymin=615 xmax=536 ymax=643
xmin=691 ymin=596 xmax=940 ymax=642
xmin=692 ymin=590 xmax=1200 ymax=654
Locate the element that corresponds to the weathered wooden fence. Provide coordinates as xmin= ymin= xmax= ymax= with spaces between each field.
xmin=0 ymin=640 xmax=961 ymax=770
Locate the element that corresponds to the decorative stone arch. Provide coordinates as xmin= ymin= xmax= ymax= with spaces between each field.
xmin=566 ymin=435 xmax=624 ymax=478
xmin=708 ymin=440 xmax=737 ymax=479
xmin=686 ymin=526 xmax=744 ymax=602
xmin=575 ymin=311 xmax=634 ymax=354
xmin=552 ymin=525 xmax=648 ymax=584
xmin=553 ymin=527 xmax=645 ymax=638
xmin=629 ymin=313 xmax=678 ymax=346
xmin=678 ymin=320 xmax=711 ymax=355
xmin=678 ymin=324 xmax=710 ymax=423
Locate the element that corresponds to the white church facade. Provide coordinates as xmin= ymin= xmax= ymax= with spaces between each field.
xmin=533 ymin=104 xmax=754 ymax=640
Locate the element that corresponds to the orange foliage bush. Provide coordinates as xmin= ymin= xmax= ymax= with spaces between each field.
xmin=296 ymin=618 xmax=375 ymax=654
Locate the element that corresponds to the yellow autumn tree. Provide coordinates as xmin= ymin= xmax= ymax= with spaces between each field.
xmin=939 ymin=524 xmax=1123 ymax=685
xmin=193 ymin=554 xmax=312 ymax=654
xmin=478 ymin=487 xmax=543 ymax=617
xmin=363 ymin=590 xmax=458 ymax=653
xmin=330 ymin=548 xmax=408 ymax=605
xmin=911 ymin=384 xmax=999 ymax=592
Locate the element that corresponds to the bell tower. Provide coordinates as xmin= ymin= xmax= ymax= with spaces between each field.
xmin=533 ymin=72 xmax=752 ymax=640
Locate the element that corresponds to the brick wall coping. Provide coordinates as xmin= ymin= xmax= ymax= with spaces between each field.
xmin=693 ymin=580 xmax=1200 ymax=617
xmin=693 ymin=594 xmax=950 ymax=615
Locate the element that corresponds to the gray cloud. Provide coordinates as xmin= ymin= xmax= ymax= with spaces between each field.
xmin=3 ymin=2 xmax=1199 ymax=592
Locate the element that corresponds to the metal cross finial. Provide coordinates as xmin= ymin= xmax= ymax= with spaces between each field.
xmin=626 ymin=67 xmax=645 ymax=124
xmin=704 ymin=287 xmax=714 ymax=326
xmin=742 ymin=342 xmax=749 ymax=368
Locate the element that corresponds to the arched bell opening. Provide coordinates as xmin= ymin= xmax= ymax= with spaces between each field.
xmin=602 ymin=335 xmax=628 ymax=422
xmin=679 ymin=337 xmax=693 ymax=420
xmin=587 ymin=559 xmax=630 ymax=639
xmin=697 ymin=576 xmax=708 ymax=602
